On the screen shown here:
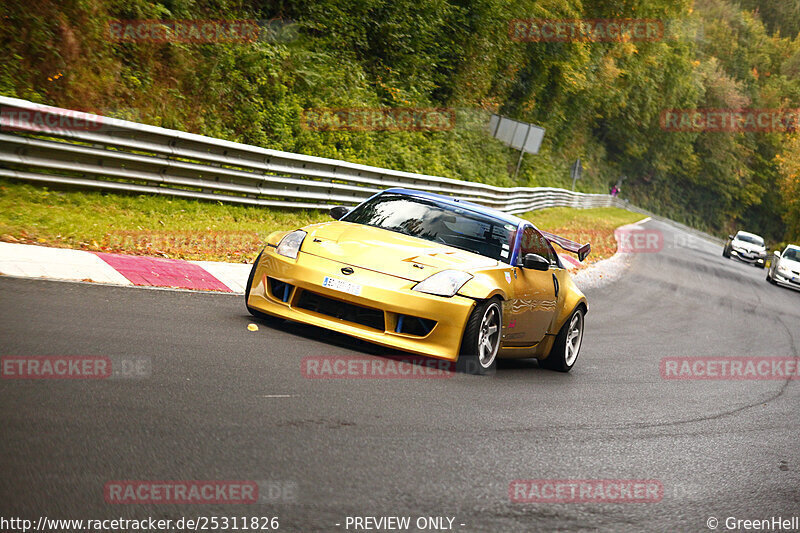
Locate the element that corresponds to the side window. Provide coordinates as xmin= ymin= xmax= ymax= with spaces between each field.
xmin=518 ymin=226 xmax=557 ymax=265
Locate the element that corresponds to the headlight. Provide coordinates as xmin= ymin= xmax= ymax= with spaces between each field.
xmin=778 ymin=265 xmax=792 ymax=275
xmin=276 ymin=230 xmax=307 ymax=259
xmin=412 ymin=270 xmax=473 ymax=297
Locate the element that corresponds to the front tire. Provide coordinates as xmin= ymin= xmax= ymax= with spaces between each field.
xmin=245 ymin=249 xmax=280 ymax=322
xmin=722 ymin=246 xmax=731 ymax=258
xmin=457 ymin=298 xmax=502 ymax=375
xmin=539 ymin=307 xmax=584 ymax=372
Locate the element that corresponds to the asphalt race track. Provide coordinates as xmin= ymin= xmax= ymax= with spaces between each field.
xmin=1 ymin=219 xmax=798 ymax=532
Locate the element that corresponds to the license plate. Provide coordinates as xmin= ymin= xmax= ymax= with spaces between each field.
xmin=322 ymin=276 xmax=362 ymax=296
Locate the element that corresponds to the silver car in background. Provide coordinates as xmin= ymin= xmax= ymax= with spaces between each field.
xmin=766 ymin=245 xmax=800 ymax=290
xmin=723 ymin=231 xmax=767 ymax=268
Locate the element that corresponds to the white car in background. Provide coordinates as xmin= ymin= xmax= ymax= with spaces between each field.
xmin=766 ymin=245 xmax=800 ymax=290
xmin=723 ymin=231 xmax=767 ymax=268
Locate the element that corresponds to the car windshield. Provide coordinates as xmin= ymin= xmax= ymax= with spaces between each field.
xmin=736 ymin=233 xmax=764 ymax=246
xmin=784 ymin=248 xmax=800 ymax=262
xmin=342 ymin=193 xmax=516 ymax=262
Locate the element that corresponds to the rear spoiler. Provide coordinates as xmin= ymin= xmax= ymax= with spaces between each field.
xmin=540 ymin=230 xmax=591 ymax=262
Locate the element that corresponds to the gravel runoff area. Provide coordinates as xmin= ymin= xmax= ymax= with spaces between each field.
xmin=571 ymin=246 xmax=635 ymax=291
xmin=569 ymin=218 xmax=644 ymax=291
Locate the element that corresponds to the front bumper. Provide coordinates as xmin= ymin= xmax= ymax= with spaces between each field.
xmin=730 ymin=249 xmax=765 ymax=264
xmin=247 ymin=248 xmax=476 ymax=360
xmin=773 ymin=271 xmax=800 ymax=290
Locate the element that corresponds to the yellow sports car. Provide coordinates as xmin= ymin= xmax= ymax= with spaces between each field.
xmin=245 ymin=188 xmax=589 ymax=374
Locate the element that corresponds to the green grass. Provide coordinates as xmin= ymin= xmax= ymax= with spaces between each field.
xmin=0 ymin=179 xmax=644 ymax=263
xmin=522 ymin=207 xmax=647 ymax=263
xmin=0 ymin=179 xmax=329 ymax=262
xmin=523 ymin=207 xmax=646 ymax=233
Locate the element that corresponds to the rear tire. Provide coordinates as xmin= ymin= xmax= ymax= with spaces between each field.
xmin=539 ymin=307 xmax=584 ymax=373
xmin=457 ymin=298 xmax=502 ymax=375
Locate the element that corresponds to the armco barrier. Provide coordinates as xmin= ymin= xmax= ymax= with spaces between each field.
xmin=0 ymin=96 xmax=624 ymax=214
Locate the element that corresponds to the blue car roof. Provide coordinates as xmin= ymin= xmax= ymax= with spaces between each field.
xmin=382 ymin=188 xmax=526 ymax=227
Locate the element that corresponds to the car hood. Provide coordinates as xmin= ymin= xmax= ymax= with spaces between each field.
xmin=732 ymin=240 xmax=765 ymax=253
xmin=300 ymin=221 xmax=500 ymax=281
xmin=778 ymin=258 xmax=800 ymax=271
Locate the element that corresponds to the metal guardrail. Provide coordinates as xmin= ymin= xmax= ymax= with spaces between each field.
xmin=0 ymin=96 xmax=621 ymax=214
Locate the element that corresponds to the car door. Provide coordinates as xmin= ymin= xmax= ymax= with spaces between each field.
xmin=506 ymin=225 xmax=559 ymax=346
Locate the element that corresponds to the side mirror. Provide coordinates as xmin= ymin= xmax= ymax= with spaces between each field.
xmin=774 ymin=251 xmax=781 ymax=257
xmin=329 ymin=205 xmax=350 ymax=220
xmin=521 ymin=253 xmax=550 ymax=271
xmin=728 ymin=235 xmax=734 ymax=240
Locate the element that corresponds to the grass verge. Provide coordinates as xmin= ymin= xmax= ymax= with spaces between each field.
xmin=0 ymin=179 xmax=644 ymax=263
xmin=521 ymin=206 xmax=646 ymax=265
xmin=0 ymin=179 xmax=329 ymax=262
